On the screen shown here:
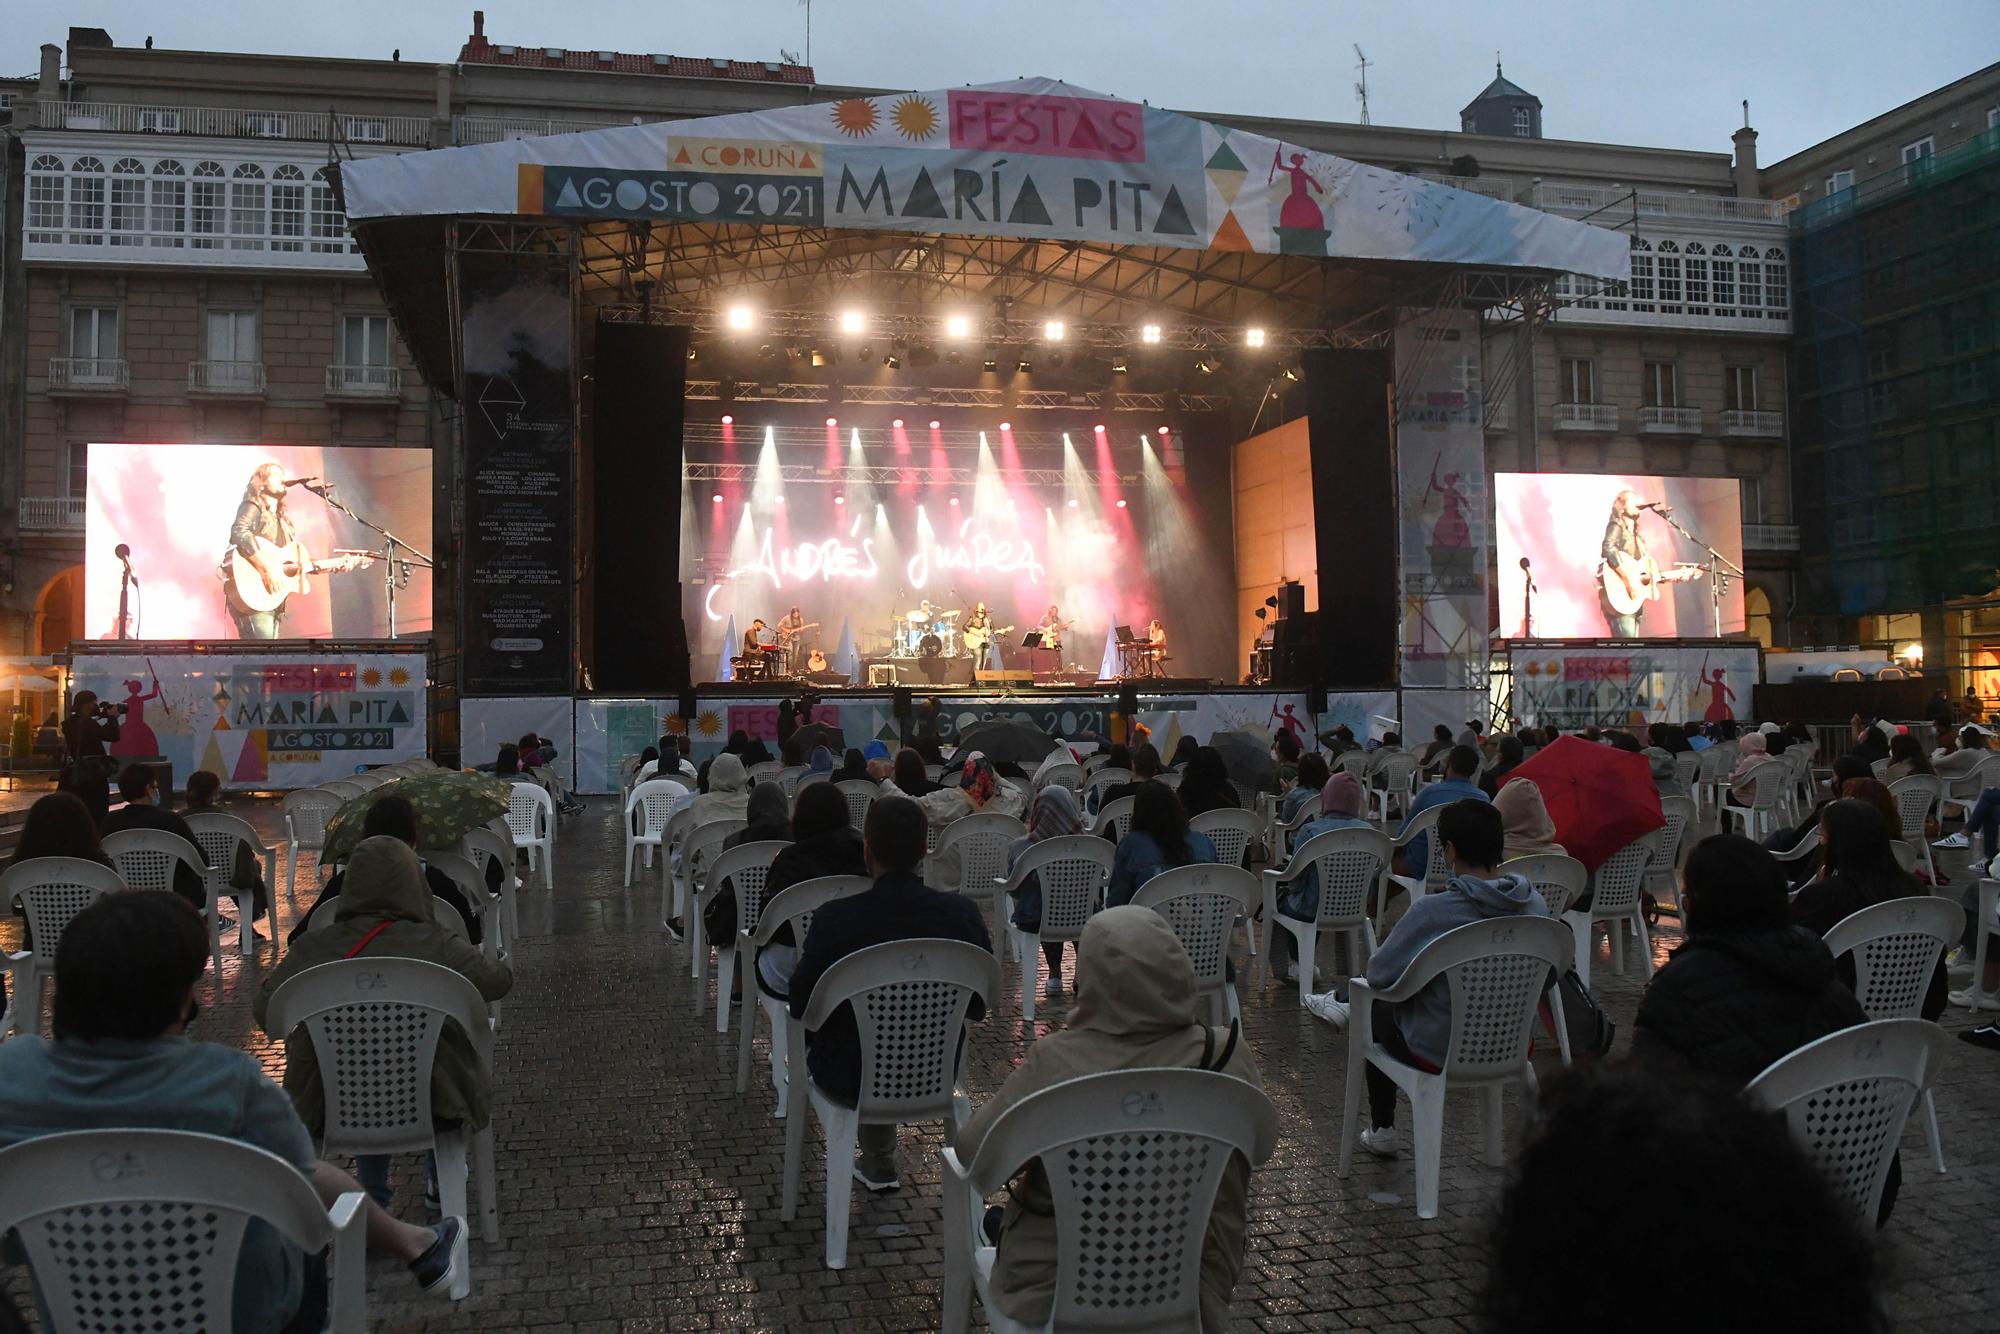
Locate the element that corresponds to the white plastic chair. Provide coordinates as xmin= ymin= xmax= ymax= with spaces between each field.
xmin=281 ymin=787 xmax=344 ymax=903
xmin=835 ymin=779 xmax=879 ymax=830
xmin=1745 ymin=1017 xmax=1954 ymax=1227
xmin=622 ymin=777 xmax=689 ymax=885
xmin=1384 ymin=805 xmax=1450 ymax=929
xmin=1942 ymin=753 xmax=2000 ymax=818
xmin=1721 ymin=763 xmax=1787 ymax=840
xmin=1501 ymin=853 xmax=1587 ymax=919
xmin=1672 ymin=750 xmax=1701 ymax=793
xmin=794 ymin=769 xmax=832 ymax=799
xmin=1134 ymin=864 xmax=1255 ymax=1024
xmin=694 ymin=839 xmax=788 ymax=1024
xmin=1691 ymin=745 xmax=1730 ymax=816
xmin=1089 ymin=795 xmax=1136 ymax=844
xmin=1887 ymin=775 xmax=1943 ymax=883
xmin=776 ymin=765 xmax=808 ymax=798
xmin=1644 ymin=796 xmax=1696 ymax=924
xmin=1153 ymin=771 xmax=1183 ymax=794
xmin=940 ymin=1069 xmax=1279 ymax=1334
xmin=997 ymin=836 xmax=1115 ymax=1021
xmin=0 ymin=858 xmax=124 ymax=1038
xmin=505 ymin=782 xmax=556 ymax=889
xmin=782 ymin=937 xmax=1000 ymax=1269
xmin=1192 ymin=807 xmax=1260 ymax=870
xmin=1335 ymin=750 xmax=1370 ymax=778
xmin=657 ymin=806 xmax=695 ymax=927
xmin=1368 ymin=753 xmax=1420 ymax=823
xmin=1972 ymin=877 xmax=2000 ymax=1013
xmin=1337 ymin=915 xmax=1572 ymax=1219
xmin=735 ymin=875 xmax=873 ymax=1108
xmin=265 ymin=957 xmax=499 ymax=1299
xmin=424 ymin=850 xmax=498 ymax=964
xmin=1266 ymin=794 xmax=1323 ymax=863
xmin=184 ymin=810 xmax=281 ymax=952
xmin=1034 ymin=762 xmax=1085 ymax=799
xmin=102 ymin=829 xmax=219 ymax=977
xmin=1774 ymin=826 xmax=1822 ymax=877
xmin=1081 ymin=766 xmax=1131 ymax=813
xmin=454 ymin=826 xmax=520 ymax=949
xmin=1889 ymin=839 xmax=1920 ymax=874
xmin=1566 ymin=832 xmax=1658 ymax=987
xmin=0 ymin=1128 xmax=369 ymax=1333
xmin=926 ymin=811 xmax=1025 ymax=914
xmin=1259 ymin=826 xmax=1391 ymax=1002
xmin=321 ymin=779 xmax=366 ymax=801
xmin=1823 ymin=896 xmax=1964 ymax=1174
xmin=746 ymin=760 xmax=784 ymax=784
xmin=678 ymin=818 xmax=746 ymax=971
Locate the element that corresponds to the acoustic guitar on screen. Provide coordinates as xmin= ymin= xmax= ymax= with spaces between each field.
xmin=219 ymin=536 xmax=377 ymax=615
xmin=1596 ymin=552 xmax=1707 ymax=617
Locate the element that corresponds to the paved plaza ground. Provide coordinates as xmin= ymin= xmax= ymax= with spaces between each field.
xmin=4 ymin=794 xmax=1998 ymax=1331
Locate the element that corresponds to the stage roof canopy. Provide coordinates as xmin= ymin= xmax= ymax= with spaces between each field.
xmin=342 ymin=79 xmax=1629 ymax=388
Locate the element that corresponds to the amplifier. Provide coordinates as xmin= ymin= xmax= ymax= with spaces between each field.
xmin=975 ymin=670 xmax=1035 ymax=685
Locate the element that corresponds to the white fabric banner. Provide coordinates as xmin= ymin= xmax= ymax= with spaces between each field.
xmin=1396 ymin=308 xmax=1490 ymax=691
xmin=1507 ymin=643 xmax=1763 ymax=730
xmin=343 ymin=79 xmax=1626 ymax=280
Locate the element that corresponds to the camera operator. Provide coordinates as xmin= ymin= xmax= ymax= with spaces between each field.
xmin=64 ymin=690 xmax=122 ymax=766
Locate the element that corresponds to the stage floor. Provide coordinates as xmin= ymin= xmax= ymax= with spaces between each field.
xmin=688 ymin=676 xmax=1234 ymax=696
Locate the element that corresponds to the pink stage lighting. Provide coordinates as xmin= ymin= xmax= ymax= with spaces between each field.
xmin=1157 ymin=425 xmax=1171 ymax=435
xmin=1116 ymin=498 xmax=1128 ymax=508
xmin=929 ymin=419 xmax=941 ymax=430
xmin=1093 ymin=423 xmax=1106 ymax=434
xmin=999 ymin=421 xmax=1011 ymax=431
xmin=892 ymin=418 xmax=904 ymax=428
xmin=826 ymin=417 xmax=839 ymax=427
xmin=720 ymin=414 xmax=734 ymax=425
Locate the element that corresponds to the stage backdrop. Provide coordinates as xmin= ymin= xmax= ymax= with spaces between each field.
xmin=84 ymin=443 xmax=432 ymax=642
xmin=69 ymin=651 xmax=426 ymax=789
xmin=1494 ymin=473 xmax=1744 ymax=640
xmin=1507 ymin=642 xmax=1761 ymax=730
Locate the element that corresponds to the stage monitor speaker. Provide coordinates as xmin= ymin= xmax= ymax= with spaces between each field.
xmin=1276 ymin=580 xmax=1306 ymax=621
xmin=1303 ymin=347 xmax=1396 ymax=688
xmin=677 ymin=688 xmax=698 ymax=720
xmin=975 ymin=669 xmax=1035 ymax=686
xmin=592 ymin=321 xmax=691 ymax=693
xmin=1117 ymin=683 xmax=1139 ymax=715
xmin=1308 ymin=682 xmax=1328 ymax=716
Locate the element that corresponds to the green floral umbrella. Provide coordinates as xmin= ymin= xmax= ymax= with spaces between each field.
xmin=321 ymin=769 xmax=514 ymax=863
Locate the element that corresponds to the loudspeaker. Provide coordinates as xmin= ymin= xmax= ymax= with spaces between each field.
xmin=893 ymin=686 xmax=913 ymax=719
xmin=1304 ymin=347 xmax=1396 ymax=687
xmin=1117 ymin=683 xmax=1139 ymax=715
xmin=592 ymin=321 xmax=692 ymax=692
xmin=1308 ymin=681 xmax=1328 ymax=716
xmin=1276 ymin=580 xmax=1306 ymax=621
xmin=677 ymin=688 xmax=698 ymax=720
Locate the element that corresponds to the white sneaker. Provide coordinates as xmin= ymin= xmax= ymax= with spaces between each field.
xmin=1948 ymin=986 xmax=2000 ymax=1012
xmin=1303 ymin=992 xmax=1351 ymax=1029
xmin=1357 ymin=1126 xmax=1398 ymax=1158
xmin=1045 ymin=975 xmax=1062 ymax=999
xmin=1947 ymin=948 xmax=1972 ymax=981
xmin=1933 ymin=832 xmax=1971 ymax=849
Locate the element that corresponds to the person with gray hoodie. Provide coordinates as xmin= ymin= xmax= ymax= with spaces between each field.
xmin=1305 ymin=799 xmax=1546 ymax=1159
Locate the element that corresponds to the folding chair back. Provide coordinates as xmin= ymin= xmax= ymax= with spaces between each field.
xmin=1823 ymin=897 xmax=1963 ymax=1020
xmin=1191 ymin=808 xmax=1260 ymax=869
xmin=1501 ymin=853 xmax=1588 ymax=917
xmin=1133 ymin=864 xmax=1254 ymax=999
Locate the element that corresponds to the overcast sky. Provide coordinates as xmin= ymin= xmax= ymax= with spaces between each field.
xmin=7 ymin=0 xmax=1996 ymax=163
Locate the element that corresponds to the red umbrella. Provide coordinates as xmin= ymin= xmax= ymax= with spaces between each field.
xmin=1501 ymin=734 xmax=1664 ymax=872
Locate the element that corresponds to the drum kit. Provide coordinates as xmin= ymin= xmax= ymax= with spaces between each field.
xmin=894 ymin=606 xmax=962 ymax=658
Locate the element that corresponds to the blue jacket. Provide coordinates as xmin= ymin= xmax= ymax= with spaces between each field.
xmin=1399 ymin=778 xmax=1489 ymax=878
xmin=1364 ymin=870 xmax=1547 ymax=1066
xmin=1106 ymin=829 xmax=1218 ymax=907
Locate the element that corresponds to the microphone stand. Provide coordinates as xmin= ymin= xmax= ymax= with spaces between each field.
xmin=1649 ymin=507 xmax=1745 ymax=637
xmin=1520 ymin=564 xmax=1537 ymax=639
xmin=301 ymin=482 xmax=435 ymax=639
xmin=116 ymin=560 xmax=134 ymax=641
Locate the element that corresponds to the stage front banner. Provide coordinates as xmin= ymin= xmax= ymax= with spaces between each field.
xmin=70 ymin=652 xmax=426 ymax=790
xmin=1507 ymin=643 xmax=1761 ymax=731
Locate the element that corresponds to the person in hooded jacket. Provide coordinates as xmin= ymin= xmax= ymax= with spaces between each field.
xmin=1493 ymin=778 xmax=1564 ymax=861
xmin=696 ymin=780 xmax=795 ymax=957
xmin=887 ymin=753 xmax=1027 ymax=886
xmin=664 ymin=751 xmax=755 ymax=940
xmin=255 ymin=836 xmax=512 ymax=1209
xmin=1307 ymin=802 xmax=1548 ymax=1160
xmin=1271 ymin=771 xmax=1371 ymax=985
xmin=754 ymin=781 xmax=869 ymax=1002
xmin=1005 ymin=785 xmax=1085 ymax=997
xmin=955 ymin=906 xmax=1263 ymax=1333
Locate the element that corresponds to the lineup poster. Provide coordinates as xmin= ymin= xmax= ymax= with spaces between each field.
xmin=458 ymin=255 xmax=574 ymax=695
xmin=69 ymin=653 xmax=426 ymax=791
xmin=1507 ymin=643 xmax=1762 ymax=730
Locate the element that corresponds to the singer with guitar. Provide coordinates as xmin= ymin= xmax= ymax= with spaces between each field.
xmin=220 ymin=462 xmax=373 ymax=640
xmin=1597 ymin=487 xmax=1701 ymax=636
xmin=962 ymin=602 xmax=1015 ymax=667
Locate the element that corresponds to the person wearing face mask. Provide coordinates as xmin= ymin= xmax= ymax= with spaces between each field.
xmin=99 ymin=761 xmax=206 ymax=910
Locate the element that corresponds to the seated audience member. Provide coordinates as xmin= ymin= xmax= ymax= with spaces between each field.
xmin=183 ymin=768 xmax=269 ymax=921
xmin=491 ymin=743 xmax=530 ymax=784
xmin=1270 ymin=729 xmax=1302 ymax=767
xmin=888 ymin=747 xmax=940 ymax=798
xmin=787 ymin=796 xmax=991 ymax=1192
xmin=1606 ymin=730 xmax=1645 ymax=755
xmin=1766 ymin=754 xmax=1874 ymax=862
xmin=665 ymin=751 xmax=755 ymax=939
xmin=1164 ymin=735 xmax=1200 ymax=771
xmin=1494 ymin=778 xmax=1564 ymax=860
xmin=1176 ymin=746 xmax=1240 ymax=818
xmin=1642 ymin=746 xmax=1685 ymax=799
xmin=861 ymin=740 xmax=895 ymax=782
xmin=956 ymin=907 xmax=1263 ymax=1331
xmin=1322 ymin=725 xmax=1359 ymax=757
xmin=752 ymin=781 xmax=869 ymax=1002
xmin=3 ymin=790 xmax=116 ymax=1022
xmin=1309 ymin=803 xmax=1546 ymax=1155
xmin=1393 ymin=744 xmax=1489 ymax=886
xmin=1419 ymin=723 xmax=1454 ymax=770
xmin=1839 ymin=777 xmax=1903 ymax=839
xmin=1364 ymin=731 xmax=1405 ymax=777
xmin=1456 ymin=719 xmax=1485 ymax=749
xmin=670 ymin=734 xmax=699 ymax=781
xmin=1934 ymin=725 xmax=1988 ymax=774
xmin=1849 ymin=717 xmax=1891 ymax=764
xmin=518 ymin=732 xmax=581 ymax=815
xmin=1006 ymin=785 xmax=1086 ymax=997
xmin=1884 ymin=732 xmax=1935 ymax=785
xmin=805 ymin=745 xmax=837 ymax=777
xmin=258 ymin=837 xmax=513 ymax=1211
xmin=1478 ymin=734 xmax=1525 ymax=798
xmin=1094 ymin=743 xmax=1161 ymax=820
xmin=1270 ymin=772 xmax=1371 ymax=982
xmin=291 ymin=796 xmax=480 ymax=944
xmin=889 ymin=754 xmax=1026 ymax=885
xmin=100 ymin=762 xmax=206 ymax=910
xmin=636 ymin=745 xmax=661 ymax=779
xmin=1483 ymin=1067 xmax=1886 ymax=1334
xmin=697 ymin=780 xmax=793 ymax=949
xmin=1278 ymin=752 xmax=1331 ymax=828
xmin=696 ymin=730 xmax=752 ymax=793
xmin=1633 ymin=834 xmax=1866 ymax=1084
xmin=1725 ymin=732 xmax=1779 ymax=806
xmin=831 ymin=747 xmax=871 ymax=783
xmin=1685 ymin=721 xmax=1713 ymax=751
xmin=1791 ymin=799 xmax=1944 ymax=1019
xmin=1106 ymin=782 xmax=1218 ymax=908
xmin=0 ymin=892 xmax=462 ymax=1330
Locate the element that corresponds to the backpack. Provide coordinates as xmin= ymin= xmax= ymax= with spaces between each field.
xmin=1553 ymin=969 xmax=1616 ymax=1059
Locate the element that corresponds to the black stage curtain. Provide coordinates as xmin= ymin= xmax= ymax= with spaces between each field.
xmin=592 ymin=322 xmax=690 ymax=691
xmin=1304 ymin=346 xmax=1397 ymax=689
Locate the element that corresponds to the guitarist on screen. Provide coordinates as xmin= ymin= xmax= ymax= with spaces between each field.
xmin=1596 ymin=486 xmax=1701 ymax=637
xmin=221 ymin=462 xmax=370 ymax=639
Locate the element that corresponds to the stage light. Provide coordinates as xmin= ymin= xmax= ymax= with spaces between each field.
xmin=826 ymin=416 xmax=838 ymax=427
xmin=944 ymin=314 xmax=973 ymax=339
xmin=1139 ymin=323 xmax=1163 ymax=344
xmin=1281 ymin=365 xmax=1301 ymax=383
xmin=711 ymin=493 xmax=723 ymax=504
xmin=1245 ymin=326 xmax=1267 ymax=348
xmin=998 ymin=421 xmax=1012 ymax=431
xmin=725 ymin=304 xmax=754 ymax=331
xmin=834 ymin=494 xmax=846 ymax=505
xmin=1255 ymin=607 xmax=1268 ymax=620
xmin=929 ymin=419 xmax=942 ymax=430
xmin=1093 ymin=423 xmax=1106 ymax=434
xmin=982 ymin=351 xmax=999 ymax=372
xmin=775 ymin=495 xmax=785 ymax=505
xmin=1017 ymin=357 xmax=1033 ymax=374
xmin=1066 ymin=498 xmax=1080 ymax=508
xmin=1193 ymin=357 xmax=1215 ymax=375
xmin=720 ymin=413 xmax=733 ymax=425
xmin=1112 ymin=355 xmax=1130 ymax=374
xmin=811 ymin=347 xmax=837 ymax=368
xmin=1043 ymin=319 xmax=1066 ymax=341
xmin=892 ymin=417 xmax=905 ymax=428
xmin=686 ymin=346 xmax=697 ymax=361
xmin=949 ymin=496 xmax=961 ymax=507
xmin=883 ymin=351 xmax=901 ymax=369
xmin=839 ymin=309 xmax=866 ymax=335
xmin=1116 ymin=498 xmax=1128 ymax=509
xmin=1264 ymin=596 xmax=1279 ymax=608
xmin=1157 ymin=425 xmax=1171 ymax=435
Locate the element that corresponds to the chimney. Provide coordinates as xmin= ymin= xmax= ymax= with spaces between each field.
xmin=473 ymin=10 xmax=485 ymax=39
xmin=1733 ymin=106 xmax=1760 ymax=198
xmin=37 ymin=43 xmax=60 ymax=98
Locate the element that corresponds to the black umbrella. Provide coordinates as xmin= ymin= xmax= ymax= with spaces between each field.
xmin=953 ymin=718 xmax=1060 ymax=766
xmin=1210 ymin=729 xmax=1279 ymax=795
xmin=790 ymin=721 xmax=846 ymax=755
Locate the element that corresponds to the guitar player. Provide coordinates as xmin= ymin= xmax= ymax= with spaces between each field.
xmin=223 ymin=462 xmax=369 ymax=639
xmin=1598 ymin=487 xmax=1651 ymax=637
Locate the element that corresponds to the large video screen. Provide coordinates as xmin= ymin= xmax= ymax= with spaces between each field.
xmin=1494 ymin=473 xmax=1744 ymax=640
xmin=86 ymin=443 xmax=433 ymax=642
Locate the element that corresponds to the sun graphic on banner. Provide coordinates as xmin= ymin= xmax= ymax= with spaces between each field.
xmin=830 ymin=98 xmax=879 ymax=137
xmin=695 ymin=708 xmax=724 ymax=737
xmin=891 ymin=95 xmax=939 ymax=141
xmin=388 ymin=667 xmax=411 ymax=686
xmin=665 ymin=716 xmax=688 ymax=737
xmin=361 ymin=668 xmax=382 ymax=687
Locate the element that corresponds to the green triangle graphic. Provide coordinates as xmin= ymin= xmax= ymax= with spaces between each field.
xmin=1206 ymin=141 xmax=1248 ymax=173
xmin=902 ymin=167 xmax=948 ymax=219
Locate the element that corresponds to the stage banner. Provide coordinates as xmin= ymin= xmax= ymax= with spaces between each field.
xmin=459 ymin=696 xmax=576 ymax=791
xmin=345 ymin=81 xmax=1626 ymax=282
xmin=69 ymin=652 xmax=425 ymax=791
xmin=1507 ymin=643 xmax=1762 ymax=731
xmin=459 ymin=256 xmax=574 ymax=695
xmin=1396 ymin=308 xmax=1488 ymax=691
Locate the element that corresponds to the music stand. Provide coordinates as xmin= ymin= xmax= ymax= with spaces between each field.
xmin=1020 ymin=631 xmax=1044 ymax=649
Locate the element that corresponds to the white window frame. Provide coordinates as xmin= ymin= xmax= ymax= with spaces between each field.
xmin=340 ymin=312 xmax=393 ymax=368
xmin=69 ymin=305 xmax=121 ymax=360
xmin=138 ymin=108 xmax=182 ymax=133
xmin=1824 ymin=169 xmax=1854 ymax=194
xmin=1559 ymin=357 xmax=1595 ymax=404
xmin=1642 ymin=361 xmax=1679 ymax=408
xmin=66 ymin=442 xmax=90 ymax=500
xmin=1512 ymin=106 xmax=1531 ymax=137
xmin=228 ymin=163 xmax=267 ymax=251
xmin=148 ymin=159 xmax=186 ymax=248
xmin=67 ymin=156 xmax=106 ymax=246
xmin=190 ymin=160 xmax=227 ymax=249
xmin=1725 ymin=365 xmax=1759 ymax=412
xmin=1901 ymin=136 xmax=1935 ymax=163
xmin=204 ymin=308 xmax=260 ymax=363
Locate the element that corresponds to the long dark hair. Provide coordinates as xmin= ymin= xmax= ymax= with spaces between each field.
xmin=1181 ymin=746 xmax=1233 ymax=799
xmin=14 ymin=791 xmax=106 ymax=867
xmin=1130 ymin=781 xmax=1192 ymax=865
xmin=1888 ymin=733 xmax=1934 ymax=775
xmin=242 ymin=461 xmax=288 ymax=521
xmin=1819 ymin=798 xmax=1919 ymax=899
xmin=1682 ymin=833 xmax=1791 ymax=934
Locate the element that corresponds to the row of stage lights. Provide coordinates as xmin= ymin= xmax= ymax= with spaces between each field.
xmin=717 ymin=417 xmax=1176 ymax=435
xmin=711 ymin=491 xmax=1129 ymax=511
xmin=720 ymin=304 xmax=1270 ymax=350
